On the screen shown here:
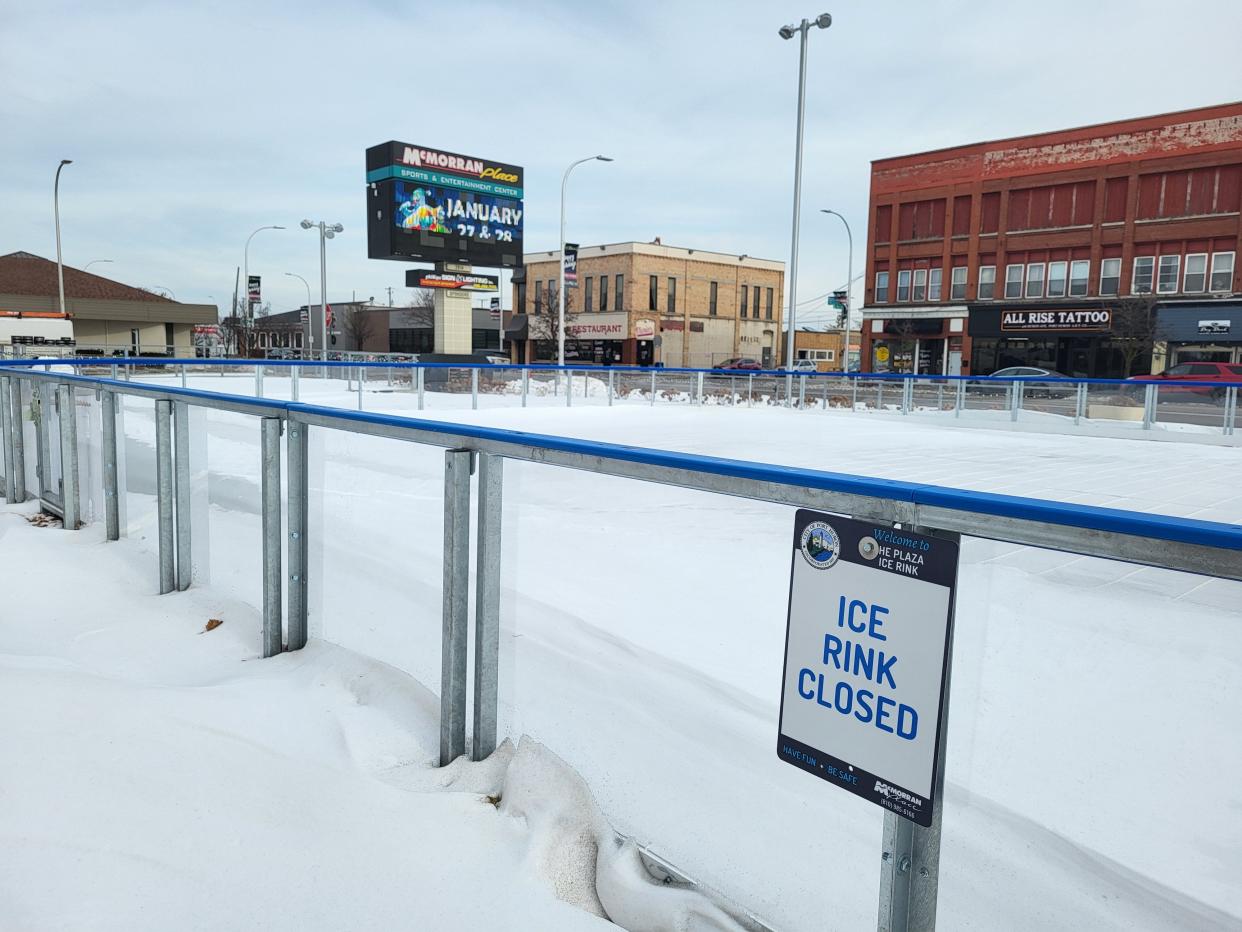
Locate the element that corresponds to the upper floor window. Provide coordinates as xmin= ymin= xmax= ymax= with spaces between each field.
xmin=765 ymin=288 xmax=774 ymax=320
xmin=875 ymin=271 xmax=890 ymax=304
xmin=1099 ymin=258 xmax=1121 ymax=296
xmin=1069 ymin=259 xmax=1089 ymax=297
xmin=1047 ymin=261 xmax=1067 ymax=298
xmin=1183 ymin=254 xmax=1207 ymax=293
xmin=534 ymin=280 xmax=544 ymax=313
xmin=977 ymin=265 xmax=995 ymax=300
xmin=615 ymin=274 xmax=624 ymax=309
xmin=896 ymin=269 xmax=911 ymax=302
xmin=1132 ymin=256 xmax=1155 ymax=294
xmin=1004 ymin=264 xmax=1024 ymax=299
xmin=1210 ymin=252 xmax=1235 ymax=292
xmin=709 ymin=281 xmax=719 ymax=316
xmin=928 ymin=268 xmax=942 ymax=302
xmin=1025 ymin=263 xmax=1045 ymax=298
xmin=740 ymin=284 xmax=749 ymax=317
xmin=912 ymin=268 xmax=927 ymax=302
xmin=753 ymin=286 xmax=761 ymax=320
xmin=668 ymin=277 xmax=677 ymax=315
xmin=949 ymin=266 xmax=966 ymax=301
xmin=584 ymin=275 xmax=593 ymax=312
xmin=649 ymin=275 xmax=659 ymax=311
xmin=1157 ymin=255 xmax=1181 ymax=294
xmin=599 ymin=275 xmax=608 ymax=311
xmin=517 ymin=281 xmax=527 ymax=312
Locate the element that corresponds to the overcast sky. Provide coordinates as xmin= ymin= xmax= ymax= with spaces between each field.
xmin=3 ymin=0 xmax=1240 ymax=328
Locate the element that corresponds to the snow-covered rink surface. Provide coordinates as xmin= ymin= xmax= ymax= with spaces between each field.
xmin=3 ymin=371 xmax=1241 ymax=931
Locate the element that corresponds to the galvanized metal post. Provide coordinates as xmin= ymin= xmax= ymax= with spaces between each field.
xmin=291 ymin=365 xmax=300 ymax=402
xmin=878 ymin=527 xmax=959 ymax=932
xmin=1010 ymin=382 xmax=1023 ymax=422
xmin=1225 ymin=386 xmax=1238 ymax=436
xmin=748 ymin=373 xmax=754 ymax=408
xmin=852 ymin=376 xmax=858 ymax=411
xmin=566 ymin=370 xmax=573 ymax=408
xmin=797 ymin=374 xmax=806 ymax=408
xmin=180 ymin=364 xmax=187 ymax=389
xmin=441 ymin=448 xmax=472 ymax=766
xmin=697 ymin=371 xmax=705 ymax=405
xmin=255 ymin=365 xmax=264 ymax=398
xmin=472 ymin=453 xmax=503 ymax=761
xmin=901 ymin=379 xmax=911 ymax=415
xmin=356 ymin=370 xmax=363 ymax=410
xmin=418 ymin=366 xmax=426 ymax=410
xmin=0 ymin=376 xmax=13 ymax=503
xmin=110 ymin=364 xmax=118 ymax=380
xmin=11 ymin=377 xmax=26 ymax=502
xmin=954 ymin=380 xmax=964 ymax=419
xmin=57 ymin=383 xmax=80 ymax=530
xmin=784 ymin=373 xmax=793 ymax=408
xmin=287 ymin=417 xmax=309 ymax=651
xmin=471 ymin=367 xmax=479 ymax=410
xmin=607 ymin=369 xmax=615 ymax=406
xmin=650 ymin=369 xmax=657 ymax=406
xmin=520 ymin=368 xmax=529 ymax=407
xmin=155 ymin=399 xmax=175 ymax=589
xmin=1074 ymin=382 xmax=1087 ymax=425
xmin=1142 ymin=384 xmax=1156 ymax=430
xmin=822 ymin=376 xmax=829 ymax=411
xmin=260 ymin=416 xmax=283 ymax=658
xmin=101 ymin=389 xmax=119 ymax=541
xmin=173 ymin=402 xmax=192 ymax=590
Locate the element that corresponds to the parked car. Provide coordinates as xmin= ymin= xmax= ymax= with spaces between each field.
xmin=976 ymin=366 xmax=1075 ymax=398
xmin=714 ymin=357 xmax=762 ymax=370
xmin=1128 ymin=361 xmax=1242 ymax=399
xmin=787 ymin=359 xmax=819 ymax=373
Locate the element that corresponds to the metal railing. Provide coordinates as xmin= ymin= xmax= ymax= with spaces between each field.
xmin=4 ymin=356 xmax=1238 ymax=441
xmin=2 ymin=360 xmax=1241 ymax=930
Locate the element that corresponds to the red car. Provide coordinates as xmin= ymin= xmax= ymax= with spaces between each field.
xmin=714 ymin=357 xmax=762 ymax=370
xmin=1128 ymin=361 xmax=1242 ymax=398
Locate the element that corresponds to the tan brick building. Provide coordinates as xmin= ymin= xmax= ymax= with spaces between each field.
xmin=788 ymin=330 xmax=846 ymax=371
xmin=509 ymin=241 xmax=784 ymax=367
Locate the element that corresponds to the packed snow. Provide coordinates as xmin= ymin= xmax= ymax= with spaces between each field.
xmin=2 ymin=369 xmax=1240 ymax=931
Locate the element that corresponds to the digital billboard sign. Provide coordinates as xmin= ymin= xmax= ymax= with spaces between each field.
xmin=366 ymin=141 xmax=524 ymax=269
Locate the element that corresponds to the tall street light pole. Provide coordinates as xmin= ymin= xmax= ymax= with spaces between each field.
xmin=244 ymin=225 xmax=285 ymax=331
xmin=821 ymin=208 xmax=853 ymax=372
xmin=54 ymin=159 xmax=72 ymax=317
xmin=558 ymin=155 xmax=613 ymax=368
xmin=301 ymin=220 xmax=343 ymax=360
xmin=286 ymin=271 xmax=313 ymax=357
xmin=778 ymin=13 xmax=832 ymax=370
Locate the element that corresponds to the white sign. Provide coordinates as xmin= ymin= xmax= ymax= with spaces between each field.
xmin=634 ymin=319 xmax=656 ymax=340
xmin=1198 ymin=319 xmax=1231 ymax=334
xmin=778 ymin=510 xmax=958 ymax=826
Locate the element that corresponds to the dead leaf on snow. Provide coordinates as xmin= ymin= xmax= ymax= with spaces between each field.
xmin=203 ymin=618 xmax=223 ymax=633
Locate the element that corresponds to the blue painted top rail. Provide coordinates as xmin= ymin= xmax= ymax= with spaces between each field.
xmin=4 ymin=356 xmax=1241 ymax=388
xmin=6 ymin=365 xmax=1240 ymax=553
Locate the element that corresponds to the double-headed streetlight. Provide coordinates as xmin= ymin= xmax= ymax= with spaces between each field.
xmin=821 ymin=208 xmax=853 ymax=372
xmin=558 ymin=155 xmax=613 ymax=367
xmin=778 ymin=13 xmax=832 ymax=370
xmin=285 ymin=271 xmax=313 ymax=357
xmin=301 ymin=220 xmax=343 ymax=360
xmin=54 ymin=159 xmax=72 ymax=317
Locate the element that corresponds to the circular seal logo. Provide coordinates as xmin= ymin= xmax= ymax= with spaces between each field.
xmin=800 ymin=521 xmax=841 ymax=569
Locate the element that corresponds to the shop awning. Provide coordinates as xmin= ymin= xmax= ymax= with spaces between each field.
xmin=505 ymin=314 xmax=529 ymax=340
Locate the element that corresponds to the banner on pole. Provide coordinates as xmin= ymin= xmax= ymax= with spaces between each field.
xmin=563 ymin=243 xmax=578 ymax=287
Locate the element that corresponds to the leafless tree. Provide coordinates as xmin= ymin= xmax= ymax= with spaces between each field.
xmin=341 ymin=305 xmax=377 ymax=351
xmin=529 ymin=282 xmax=576 ymax=355
xmin=407 ymin=288 xmax=435 ymax=327
xmin=1109 ymin=294 xmax=1162 ymax=376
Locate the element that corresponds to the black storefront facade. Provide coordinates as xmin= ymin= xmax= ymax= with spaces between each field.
xmin=968 ymin=302 xmax=1150 ymax=379
xmin=1155 ymin=300 xmax=1242 ymax=366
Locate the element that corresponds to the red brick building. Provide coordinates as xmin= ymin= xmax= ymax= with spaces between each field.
xmin=860 ymin=102 xmax=1242 ymax=377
